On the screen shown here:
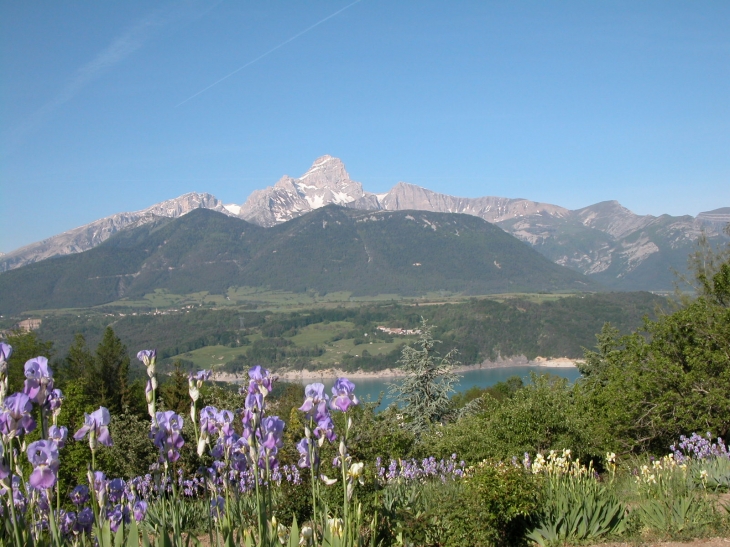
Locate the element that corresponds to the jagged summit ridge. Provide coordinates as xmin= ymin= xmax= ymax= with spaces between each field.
xmin=238 ymin=155 xmax=569 ymax=227
xmin=2 ymin=155 xmax=727 ymax=291
xmin=239 ymin=156 xmax=370 ymax=227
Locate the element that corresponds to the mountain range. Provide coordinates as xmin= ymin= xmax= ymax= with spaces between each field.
xmin=2 ymin=155 xmax=728 ymax=291
xmin=0 ymin=207 xmax=596 ymax=315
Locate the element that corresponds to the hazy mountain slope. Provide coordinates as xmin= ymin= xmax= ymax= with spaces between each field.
xmin=0 ymin=207 xmax=597 ymax=315
xmin=0 ymin=193 xmax=232 ymax=272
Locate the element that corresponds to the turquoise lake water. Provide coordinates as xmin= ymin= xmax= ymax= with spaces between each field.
xmin=284 ymin=366 xmax=582 ymax=411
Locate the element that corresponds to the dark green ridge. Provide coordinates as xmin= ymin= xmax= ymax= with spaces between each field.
xmin=0 ymin=206 xmax=599 ymax=315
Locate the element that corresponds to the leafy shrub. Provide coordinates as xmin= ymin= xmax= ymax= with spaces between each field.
xmin=432 ymin=374 xmax=591 ymax=464
xmin=411 ymin=461 xmax=540 ymax=547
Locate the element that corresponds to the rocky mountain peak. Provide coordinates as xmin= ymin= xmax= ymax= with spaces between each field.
xmin=296 ymin=155 xmax=350 ymax=188
xmin=239 ymin=155 xmax=369 ymax=226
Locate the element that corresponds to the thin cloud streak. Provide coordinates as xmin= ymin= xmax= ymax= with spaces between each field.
xmin=6 ymin=13 xmax=162 ymax=149
xmin=4 ymin=3 xmax=220 ymax=152
xmin=175 ymin=0 xmax=363 ymax=108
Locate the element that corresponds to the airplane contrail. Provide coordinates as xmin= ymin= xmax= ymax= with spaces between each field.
xmin=175 ymin=0 xmax=363 ymax=107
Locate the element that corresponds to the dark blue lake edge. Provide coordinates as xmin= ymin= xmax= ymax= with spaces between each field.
xmin=282 ymin=365 xmax=582 ymax=411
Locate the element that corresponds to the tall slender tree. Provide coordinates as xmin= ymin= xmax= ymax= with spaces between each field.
xmin=388 ymin=319 xmax=460 ymax=435
xmin=94 ymin=327 xmax=130 ymax=414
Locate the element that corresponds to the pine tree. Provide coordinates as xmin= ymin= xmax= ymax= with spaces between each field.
xmin=60 ymin=333 xmax=96 ymax=384
xmin=160 ymin=360 xmax=189 ymax=415
xmin=388 ymin=319 xmax=460 ymax=435
xmin=94 ymin=327 xmax=130 ymax=414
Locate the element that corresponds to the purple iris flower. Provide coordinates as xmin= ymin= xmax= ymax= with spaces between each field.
xmin=73 ymin=407 xmax=113 ymax=447
xmin=108 ymin=504 xmax=129 ymax=532
xmin=210 ymin=496 xmax=225 ymax=519
xmin=91 ymin=470 xmax=107 ymax=498
xmin=0 ymin=343 xmax=11 ymax=371
xmin=59 ymin=510 xmax=77 ymax=537
xmin=44 ymin=388 xmax=63 ymax=413
xmin=299 ymin=383 xmax=329 ymax=420
xmin=69 ymin=484 xmax=89 ymax=506
xmin=48 ymin=425 xmax=68 ymax=448
xmin=137 ymin=349 xmax=156 ymax=367
xmin=296 ymin=438 xmax=318 ymax=469
xmin=245 ymin=391 xmax=264 ymax=412
xmin=23 ymin=356 xmax=54 ymax=405
xmin=150 ymin=411 xmax=185 ymax=463
xmin=314 ymin=414 xmax=337 ymax=442
xmin=259 ymin=416 xmax=285 ymax=454
xmin=0 ymin=442 xmax=9 ymax=480
xmin=330 ymin=378 xmax=359 ymax=412
xmin=248 ymin=365 xmax=273 ymax=397
xmin=108 ymin=478 xmax=126 ymax=504
xmin=0 ymin=392 xmax=36 ymax=438
xmin=133 ymin=500 xmax=147 ymax=522
xmin=191 ymin=370 xmax=211 ymax=382
xmin=199 ymin=406 xmax=221 ymax=435
xmin=76 ymin=507 xmax=94 ymax=534
xmin=26 ymin=439 xmax=60 ymax=489
xmin=230 ymin=438 xmax=249 ymax=472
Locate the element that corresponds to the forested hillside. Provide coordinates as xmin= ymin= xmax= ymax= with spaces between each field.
xmin=0 ymin=207 xmax=597 ymax=315
xmin=34 ymin=291 xmax=666 ymax=374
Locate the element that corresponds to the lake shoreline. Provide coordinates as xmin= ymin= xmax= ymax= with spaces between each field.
xmin=213 ymin=355 xmax=580 ymax=382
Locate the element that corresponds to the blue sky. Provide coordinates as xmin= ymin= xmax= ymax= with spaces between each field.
xmin=1 ymin=1 xmax=728 ymax=253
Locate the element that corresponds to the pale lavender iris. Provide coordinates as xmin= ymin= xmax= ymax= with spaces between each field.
xmin=91 ymin=471 xmax=107 ymax=498
xmin=26 ymin=439 xmax=60 ymax=489
xmin=199 ymin=406 xmax=235 ymax=439
xmin=245 ymin=391 xmax=264 ymax=412
xmin=299 ymin=383 xmax=329 ymax=420
xmin=259 ymin=416 xmax=285 ymax=453
xmin=330 ymin=378 xmax=359 ymax=412
xmin=49 ymin=425 xmax=68 ymax=448
xmin=199 ymin=406 xmax=221 ymax=435
xmin=133 ymin=500 xmax=147 ymax=522
xmin=248 ymin=365 xmax=273 ymax=397
xmin=108 ymin=504 xmax=129 ymax=533
xmin=297 ymin=437 xmax=317 ymax=467
xmin=191 ymin=370 xmax=211 ymax=382
xmin=0 ymin=392 xmax=36 ymax=438
xmin=73 ymin=407 xmax=113 ymax=447
xmin=23 ymin=356 xmax=54 ymax=404
xmin=150 ymin=410 xmax=185 ymax=462
xmin=314 ymin=414 xmax=337 ymax=442
xmin=136 ymin=349 xmax=156 ymax=367
xmin=0 ymin=343 xmax=11 ymax=370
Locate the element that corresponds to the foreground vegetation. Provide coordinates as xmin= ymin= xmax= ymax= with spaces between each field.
xmin=1 ymin=233 xmax=729 ymax=546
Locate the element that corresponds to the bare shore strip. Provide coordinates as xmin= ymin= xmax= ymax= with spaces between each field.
xmin=212 ymin=355 xmax=580 ymax=383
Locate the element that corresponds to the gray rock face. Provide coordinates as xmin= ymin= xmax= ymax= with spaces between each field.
xmin=238 ymin=156 xmax=571 ymax=225
xmin=697 ymin=208 xmax=730 ymax=232
xmin=0 ymin=193 xmax=232 ymax=272
xmin=239 ymin=156 xmax=370 ymax=226
xmin=378 ymin=182 xmax=570 ymax=223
